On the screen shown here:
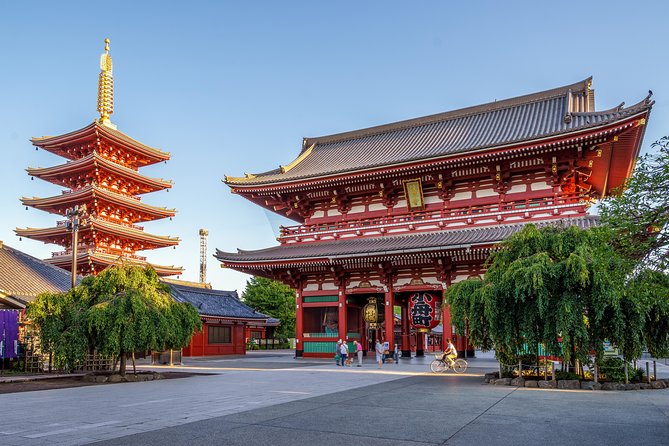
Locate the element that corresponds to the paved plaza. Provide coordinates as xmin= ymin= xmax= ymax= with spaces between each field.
xmin=0 ymin=351 xmax=667 ymax=445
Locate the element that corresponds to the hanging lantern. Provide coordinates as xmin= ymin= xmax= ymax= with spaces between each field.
xmin=409 ymin=292 xmax=441 ymax=332
xmin=363 ymin=297 xmax=384 ymax=328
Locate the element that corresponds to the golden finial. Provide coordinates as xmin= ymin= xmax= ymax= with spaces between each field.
xmin=97 ymin=38 xmax=116 ymax=129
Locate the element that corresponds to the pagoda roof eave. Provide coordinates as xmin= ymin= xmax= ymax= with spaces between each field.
xmin=16 ymin=218 xmax=180 ymax=248
xmin=31 ymin=121 xmax=170 ymax=165
xmin=27 ymin=152 xmax=173 ymax=192
xmin=21 ymin=185 xmax=176 ymax=220
xmin=216 ymin=216 xmax=599 ymax=267
xmin=47 ymin=251 xmax=183 ymax=276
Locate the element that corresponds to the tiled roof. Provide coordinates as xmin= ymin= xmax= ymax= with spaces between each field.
xmin=168 ymin=282 xmax=276 ymax=321
xmin=226 ymin=78 xmax=653 ymax=186
xmin=216 ymin=216 xmax=599 ymax=263
xmin=0 ymin=242 xmax=73 ymax=307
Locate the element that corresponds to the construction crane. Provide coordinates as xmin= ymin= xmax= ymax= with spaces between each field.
xmin=199 ymin=229 xmax=209 ymax=284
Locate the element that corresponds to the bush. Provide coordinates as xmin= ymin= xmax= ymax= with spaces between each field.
xmin=598 ymin=357 xmax=633 ymax=383
xmin=555 ymin=371 xmax=581 ymax=381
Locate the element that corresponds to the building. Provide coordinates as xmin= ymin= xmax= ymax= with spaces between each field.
xmin=167 ymin=280 xmax=280 ymax=356
xmin=216 ymin=78 xmax=652 ymax=358
xmin=0 ymin=241 xmax=72 ymax=310
xmin=0 ymin=241 xmax=73 ymax=361
xmin=16 ymin=39 xmax=181 ymax=276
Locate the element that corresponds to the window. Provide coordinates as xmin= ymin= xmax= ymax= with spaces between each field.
xmin=208 ymin=326 xmax=231 ymax=344
xmin=250 ymin=330 xmax=263 ymax=339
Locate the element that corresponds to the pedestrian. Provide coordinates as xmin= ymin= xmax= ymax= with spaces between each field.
xmin=375 ymin=339 xmax=384 ymax=369
xmin=335 ymin=339 xmax=342 ymax=366
xmin=354 ymin=340 xmax=363 ymax=367
xmin=394 ymin=343 xmax=400 ymax=363
xmin=340 ymin=339 xmax=349 ymax=366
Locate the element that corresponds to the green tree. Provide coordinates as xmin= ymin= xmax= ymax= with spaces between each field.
xmin=446 ymin=224 xmax=634 ymax=367
xmin=242 ymin=276 xmax=295 ymax=340
xmin=599 ymin=137 xmax=669 ymax=270
xmin=27 ymin=287 xmax=90 ymax=372
xmin=27 ymin=265 xmax=201 ymax=375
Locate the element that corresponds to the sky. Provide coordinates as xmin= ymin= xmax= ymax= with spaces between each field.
xmin=1 ymin=1 xmax=667 ymax=294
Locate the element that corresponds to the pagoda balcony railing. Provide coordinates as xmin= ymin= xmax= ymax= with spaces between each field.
xmin=56 ymin=218 xmax=144 ymax=231
xmin=61 ymin=188 xmax=142 ymax=201
xmin=279 ymin=193 xmax=587 ymax=242
xmin=51 ymin=248 xmax=147 ymax=262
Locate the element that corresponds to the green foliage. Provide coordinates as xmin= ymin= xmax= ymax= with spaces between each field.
xmin=242 ymin=277 xmax=295 ymax=340
xmin=444 ymin=277 xmax=492 ymax=350
xmin=26 ymin=265 xmax=201 ymax=375
xmin=27 ymin=287 xmax=90 ymax=372
xmin=598 ymin=357 xmax=628 ymax=383
xmin=555 ymin=371 xmax=581 ymax=381
xmin=600 ymin=137 xmax=669 ymax=270
xmin=448 ymin=223 xmax=631 ymax=365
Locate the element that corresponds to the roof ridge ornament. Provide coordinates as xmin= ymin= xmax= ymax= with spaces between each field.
xmin=97 ymin=38 xmax=117 ymax=130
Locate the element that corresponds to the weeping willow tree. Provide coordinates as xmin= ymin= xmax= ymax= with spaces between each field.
xmin=27 ymin=265 xmax=202 ymax=375
xmin=446 ymin=224 xmax=644 ymax=367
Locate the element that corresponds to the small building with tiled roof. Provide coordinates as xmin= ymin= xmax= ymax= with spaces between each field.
xmin=0 ymin=241 xmax=73 ymax=309
xmin=218 ymin=78 xmax=652 ymax=359
xmin=166 ymin=280 xmax=280 ymax=356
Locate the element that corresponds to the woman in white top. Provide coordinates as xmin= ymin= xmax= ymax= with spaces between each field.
xmin=340 ymin=340 xmax=349 ymax=366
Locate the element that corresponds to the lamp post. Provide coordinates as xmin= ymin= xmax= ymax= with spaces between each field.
xmin=64 ymin=204 xmax=88 ymax=288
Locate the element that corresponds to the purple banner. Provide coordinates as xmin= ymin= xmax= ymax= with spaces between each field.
xmin=0 ymin=310 xmax=19 ymax=359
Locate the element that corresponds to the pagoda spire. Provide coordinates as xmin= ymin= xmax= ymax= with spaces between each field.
xmin=97 ymin=38 xmax=116 ymax=129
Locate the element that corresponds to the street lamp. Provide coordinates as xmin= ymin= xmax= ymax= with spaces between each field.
xmin=64 ymin=204 xmax=89 ymax=288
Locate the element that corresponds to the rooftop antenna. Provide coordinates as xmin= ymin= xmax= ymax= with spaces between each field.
xmin=199 ymin=229 xmax=209 ymax=283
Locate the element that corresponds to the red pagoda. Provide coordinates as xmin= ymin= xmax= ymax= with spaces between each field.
xmin=16 ymin=39 xmax=182 ymax=276
xmin=217 ymin=78 xmax=653 ymax=358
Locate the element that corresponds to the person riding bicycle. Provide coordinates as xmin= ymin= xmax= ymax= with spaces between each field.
xmin=441 ymin=339 xmax=457 ymax=367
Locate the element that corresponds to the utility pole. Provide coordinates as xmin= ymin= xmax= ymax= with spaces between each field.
xmin=65 ymin=204 xmax=88 ymax=288
xmin=199 ymin=229 xmax=208 ymax=284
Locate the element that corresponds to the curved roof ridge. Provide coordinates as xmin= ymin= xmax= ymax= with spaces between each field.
xmin=571 ymin=94 xmax=653 ymax=117
xmin=304 ymin=78 xmax=592 ymax=147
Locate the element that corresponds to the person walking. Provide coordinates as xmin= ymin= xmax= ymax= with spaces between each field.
xmin=335 ymin=339 xmax=342 ymax=366
xmin=354 ymin=340 xmax=363 ymax=367
xmin=394 ymin=343 xmax=400 ymax=363
xmin=375 ymin=339 xmax=384 ymax=369
xmin=340 ymin=339 xmax=349 ymax=366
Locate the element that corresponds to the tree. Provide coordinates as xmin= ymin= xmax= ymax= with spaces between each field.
xmin=446 ymin=224 xmax=634 ymax=367
xmin=242 ymin=276 xmax=295 ymax=340
xmin=27 ymin=287 xmax=89 ymax=372
xmin=27 ymin=265 xmax=202 ymax=375
xmin=599 ymin=137 xmax=669 ymax=270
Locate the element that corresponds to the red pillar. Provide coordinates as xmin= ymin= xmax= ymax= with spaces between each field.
xmin=337 ymin=286 xmax=347 ymax=341
xmin=401 ymin=298 xmax=411 ymax=357
xmin=384 ymin=287 xmax=394 ymax=353
xmin=455 ymin=333 xmax=467 ymax=358
xmin=441 ymin=303 xmax=451 ymax=352
xmin=295 ymin=290 xmax=304 ymax=357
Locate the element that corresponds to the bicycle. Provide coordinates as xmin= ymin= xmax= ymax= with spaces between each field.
xmin=430 ymin=354 xmax=468 ymax=374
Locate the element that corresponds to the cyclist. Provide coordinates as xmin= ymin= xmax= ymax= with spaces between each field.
xmin=441 ymin=339 xmax=457 ymax=367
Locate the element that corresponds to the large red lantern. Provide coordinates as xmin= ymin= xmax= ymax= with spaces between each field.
xmin=409 ymin=292 xmax=441 ymax=332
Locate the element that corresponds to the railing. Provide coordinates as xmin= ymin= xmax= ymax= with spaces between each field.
xmin=56 ymin=218 xmax=144 ymax=231
xmin=279 ymin=194 xmax=586 ymax=240
xmin=51 ymin=248 xmax=147 ymax=262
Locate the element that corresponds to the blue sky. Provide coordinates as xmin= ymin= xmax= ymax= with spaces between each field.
xmin=1 ymin=1 xmax=667 ymax=293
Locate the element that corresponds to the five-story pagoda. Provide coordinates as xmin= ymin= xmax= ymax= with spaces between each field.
xmin=16 ymin=39 xmax=182 ymax=276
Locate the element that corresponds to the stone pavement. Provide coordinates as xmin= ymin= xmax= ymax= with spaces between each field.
xmin=0 ymin=351 xmax=461 ymax=445
xmin=94 ymin=374 xmax=669 ymax=446
xmin=0 ymin=350 xmax=667 ymax=445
